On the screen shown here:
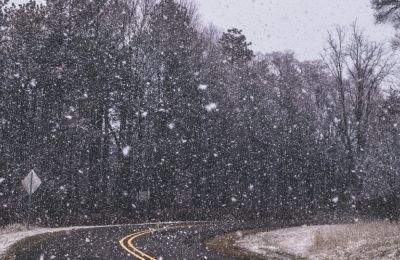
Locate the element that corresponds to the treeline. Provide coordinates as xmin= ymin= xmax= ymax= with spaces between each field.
xmin=0 ymin=0 xmax=400 ymax=226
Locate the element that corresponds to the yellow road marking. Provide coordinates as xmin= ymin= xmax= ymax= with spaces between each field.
xmin=119 ymin=224 xmax=207 ymax=259
xmin=127 ymin=230 xmax=156 ymax=260
xmin=119 ymin=231 xmax=154 ymax=260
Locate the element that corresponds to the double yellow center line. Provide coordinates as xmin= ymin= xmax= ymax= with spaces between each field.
xmin=119 ymin=223 xmax=211 ymax=259
xmin=120 ymin=225 xmax=186 ymax=259
xmin=119 ymin=229 xmax=156 ymax=260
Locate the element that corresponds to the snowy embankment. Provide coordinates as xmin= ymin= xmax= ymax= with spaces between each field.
xmin=236 ymin=222 xmax=400 ymax=259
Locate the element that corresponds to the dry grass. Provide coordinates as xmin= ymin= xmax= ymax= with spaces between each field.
xmin=206 ymin=230 xmax=267 ymax=260
xmin=309 ymin=221 xmax=400 ymax=259
xmin=312 ymin=221 xmax=400 ymax=251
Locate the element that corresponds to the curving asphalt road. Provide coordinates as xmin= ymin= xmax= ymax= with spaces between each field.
xmin=11 ymin=222 xmax=256 ymax=260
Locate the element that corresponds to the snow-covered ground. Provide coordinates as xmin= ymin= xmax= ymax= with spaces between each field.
xmin=236 ymin=223 xmax=400 ymax=260
xmin=235 ymin=225 xmax=320 ymax=257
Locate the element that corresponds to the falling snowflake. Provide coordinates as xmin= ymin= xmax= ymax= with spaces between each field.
xmin=332 ymin=196 xmax=339 ymax=203
xmin=168 ymin=122 xmax=175 ymax=129
xmin=248 ymin=184 xmax=254 ymax=191
xmin=30 ymin=79 xmax=37 ymax=87
xmin=205 ymin=103 xmax=217 ymax=112
xmin=122 ymin=146 xmax=131 ymax=157
xmin=198 ymin=84 xmax=208 ymax=90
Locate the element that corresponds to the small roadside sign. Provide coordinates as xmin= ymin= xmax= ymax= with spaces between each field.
xmin=22 ymin=170 xmax=42 ymax=195
xmin=21 ymin=169 xmax=42 ymax=229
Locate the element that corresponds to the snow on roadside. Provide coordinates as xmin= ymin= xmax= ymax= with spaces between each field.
xmin=1 ymin=227 xmax=61 ymax=256
xmin=235 ymin=223 xmax=400 ymax=260
xmin=0 ymin=224 xmax=118 ymax=257
xmin=235 ymin=225 xmax=323 ymax=257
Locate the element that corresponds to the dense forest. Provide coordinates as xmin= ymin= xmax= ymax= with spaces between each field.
xmin=1 ymin=0 xmax=400 ymax=226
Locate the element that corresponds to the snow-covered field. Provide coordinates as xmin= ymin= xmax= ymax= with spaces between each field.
xmin=236 ymin=222 xmax=400 ymax=259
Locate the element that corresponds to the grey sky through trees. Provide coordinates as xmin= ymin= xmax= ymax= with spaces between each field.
xmin=11 ymin=0 xmax=395 ymax=60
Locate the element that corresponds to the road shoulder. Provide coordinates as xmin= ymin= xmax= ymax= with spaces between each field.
xmin=3 ymin=231 xmax=67 ymax=260
xmin=206 ymin=228 xmax=303 ymax=260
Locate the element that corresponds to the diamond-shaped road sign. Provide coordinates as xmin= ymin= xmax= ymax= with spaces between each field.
xmin=22 ymin=170 xmax=42 ymax=195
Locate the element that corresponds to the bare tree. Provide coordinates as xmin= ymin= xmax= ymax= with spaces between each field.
xmin=322 ymin=24 xmax=395 ymax=202
xmin=345 ymin=24 xmax=394 ymax=153
xmin=323 ymin=24 xmax=394 ymax=154
xmin=322 ymin=26 xmax=353 ymax=160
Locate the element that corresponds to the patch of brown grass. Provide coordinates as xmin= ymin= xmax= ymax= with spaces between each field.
xmin=311 ymin=221 xmax=400 ymax=252
xmin=207 ymin=230 xmax=265 ymax=260
xmin=309 ymin=222 xmax=400 ymax=259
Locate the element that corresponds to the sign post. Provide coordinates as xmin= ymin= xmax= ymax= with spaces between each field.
xmin=21 ymin=170 xmax=42 ymax=229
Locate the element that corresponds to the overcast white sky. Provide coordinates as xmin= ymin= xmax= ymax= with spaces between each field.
xmin=12 ymin=0 xmax=396 ymax=60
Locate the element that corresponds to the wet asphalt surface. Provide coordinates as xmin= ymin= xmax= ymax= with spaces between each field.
xmin=11 ymin=222 xmax=262 ymax=260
